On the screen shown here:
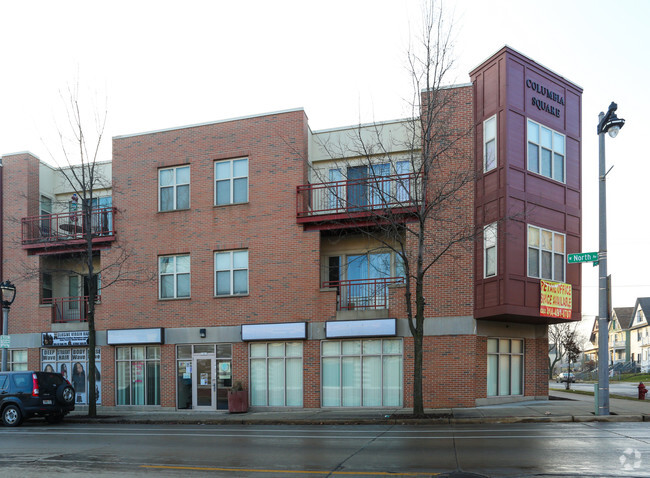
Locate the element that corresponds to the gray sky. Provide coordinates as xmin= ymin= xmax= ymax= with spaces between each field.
xmin=2 ymin=0 xmax=648 ymax=317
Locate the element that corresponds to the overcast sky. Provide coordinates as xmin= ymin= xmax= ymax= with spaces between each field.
xmin=1 ymin=0 xmax=648 ymax=319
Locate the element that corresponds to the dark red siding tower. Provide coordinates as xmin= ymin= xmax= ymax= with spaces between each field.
xmin=472 ymin=47 xmax=583 ymax=324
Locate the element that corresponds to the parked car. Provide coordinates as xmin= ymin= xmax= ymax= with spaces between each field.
xmin=556 ymin=372 xmax=576 ymax=383
xmin=0 ymin=371 xmax=75 ymax=426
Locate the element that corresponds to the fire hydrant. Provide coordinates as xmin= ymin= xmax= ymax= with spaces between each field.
xmin=638 ymin=382 xmax=648 ymax=400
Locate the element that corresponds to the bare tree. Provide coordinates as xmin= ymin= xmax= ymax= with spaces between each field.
xmin=548 ymin=322 xmax=584 ymax=380
xmin=42 ymin=83 xmax=154 ymax=417
xmin=305 ymin=1 xmax=476 ymax=416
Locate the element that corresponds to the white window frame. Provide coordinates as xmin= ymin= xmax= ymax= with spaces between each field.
xmin=214 ymin=158 xmax=249 ymax=205
xmin=8 ymin=349 xmax=28 ymax=371
xmin=527 ymin=119 xmax=566 ymax=183
xmin=159 ymin=254 xmax=190 ymax=299
xmin=249 ymin=342 xmax=303 ymax=407
xmin=214 ymin=250 xmax=249 ymax=296
xmin=527 ymin=225 xmax=565 ymax=282
xmin=487 ymin=338 xmax=524 ymax=397
xmin=321 ymin=338 xmax=403 ymax=407
xmin=158 ymin=165 xmax=190 ymax=212
xmin=484 ymin=223 xmax=497 ymax=278
xmin=483 ymin=115 xmax=497 ymax=172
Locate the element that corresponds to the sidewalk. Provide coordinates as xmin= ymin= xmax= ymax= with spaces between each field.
xmin=66 ymin=391 xmax=650 ymax=426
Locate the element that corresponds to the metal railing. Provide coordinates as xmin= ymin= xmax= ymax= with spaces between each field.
xmin=42 ymin=296 xmax=99 ymax=323
xmin=297 ymin=173 xmax=417 ymax=218
xmin=322 ymin=277 xmax=404 ymax=310
xmin=21 ymin=207 xmax=115 ymax=245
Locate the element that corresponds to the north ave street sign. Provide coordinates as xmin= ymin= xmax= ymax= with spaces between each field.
xmin=567 ymin=252 xmax=599 ymax=264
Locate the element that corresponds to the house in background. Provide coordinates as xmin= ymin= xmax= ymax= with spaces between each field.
xmin=609 ymin=307 xmax=634 ymax=364
xmin=629 ymin=298 xmax=650 ymax=371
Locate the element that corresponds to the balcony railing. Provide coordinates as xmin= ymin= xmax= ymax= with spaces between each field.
xmin=21 ymin=207 xmax=115 ymax=245
xmin=297 ymin=173 xmax=418 ymax=219
xmin=322 ymin=277 xmax=404 ymax=311
xmin=42 ymin=296 xmax=99 ymax=323
xmin=641 ymin=336 xmax=650 ymax=346
xmin=611 ymin=340 xmax=626 ymax=348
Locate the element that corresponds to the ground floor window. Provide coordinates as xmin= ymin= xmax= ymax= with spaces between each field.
xmin=250 ymin=342 xmax=303 ymax=407
xmin=322 ymin=338 xmax=402 ymax=407
xmin=8 ymin=349 xmax=27 ymax=371
xmin=116 ymin=346 xmax=160 ymax=405
xmin=42 ymin=347 xmax=101 ymax=404
xmin=487 ymin=338 xmax=523 ymax=396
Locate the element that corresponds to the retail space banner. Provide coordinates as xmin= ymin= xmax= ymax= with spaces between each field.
xmin=540 ymin=280 xmax=572 ymax=320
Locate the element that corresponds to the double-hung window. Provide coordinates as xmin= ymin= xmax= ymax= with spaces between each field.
xmin=159 ymin=166 xmax=190 ymax=211
xmin=215 ymin=250 xmax=248 ymax=296
xmin=484 ymin=115 xmax=497 ymax=172
xmin=484 ymin=223 xmax=497 ymax=278
xmin=527 ymin=119 xmax=565 ymax=182
xmin=159 ymin=255 xmax=190 ymax=299
xmin=215 ymin=158 xmax=248 ymax=205
xmin=527 ymin=225 xmax=565 ymax=282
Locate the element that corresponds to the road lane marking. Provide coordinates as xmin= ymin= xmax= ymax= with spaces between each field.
xmin=142 ymin=465 xmax=440 ymax=476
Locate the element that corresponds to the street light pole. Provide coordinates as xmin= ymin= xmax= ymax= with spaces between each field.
xmin=596 ymin=102 xmax=625 ymax=416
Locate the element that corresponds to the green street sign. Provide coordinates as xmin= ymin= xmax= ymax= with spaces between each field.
xmin=567 ymin=252 xmax=598 ymax=264
xmin=0 ymin=335 xmax=9 ymax=349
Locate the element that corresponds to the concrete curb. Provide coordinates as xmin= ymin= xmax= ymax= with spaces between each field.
xmin=63 ymin=413 xmax=647 ymax=426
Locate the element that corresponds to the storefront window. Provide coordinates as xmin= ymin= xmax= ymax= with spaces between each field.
xmin=116 ymin=345 xmax=160 ymax=405
xmin=250 ymin=342 xmax=302 ymax=407
xmin=487 ymin=338 xmax=523 ymax=396
xmin=41 ymin=347 xmax=101 ymax=404
xmin=322 ymin=338 xmax=402 ymax=407
xmin=8 ymin=350 xmax=28 ymax=371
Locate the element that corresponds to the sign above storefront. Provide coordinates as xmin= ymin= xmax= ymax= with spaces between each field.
xmin=106 ymin=328 xmax=164 ymax=345
xmin=326 ymin=318 xmax=396 ymax=338
xmin=241 ymin=322 xmax=307 ymax=341
xmin=42 ymin=331 xmax=89 ymax=347
xmin=540 ymin=280 xmax=572 ymax=320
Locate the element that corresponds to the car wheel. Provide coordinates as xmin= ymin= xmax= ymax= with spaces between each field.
xmin=2 ymin=404 xmax=23 ymax=427
xmin=57 ymin=385 xmax=75 ymax=405
xmin=45 ymin=414 xmax=64 ymax=424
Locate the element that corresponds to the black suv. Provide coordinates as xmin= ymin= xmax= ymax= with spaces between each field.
xmin=0 ymin=371 xmax=75 ymax=426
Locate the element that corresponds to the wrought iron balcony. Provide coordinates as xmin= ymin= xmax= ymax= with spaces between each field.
xmin=21 ymin=207 xmax=116 ymax=252
xmin=322 ymin=277 xmax=404 ymax=311
xmin=42 ymin=295 xmax=99 ymax=323
xmin=297 ymin=173 xmax=418 ymax=228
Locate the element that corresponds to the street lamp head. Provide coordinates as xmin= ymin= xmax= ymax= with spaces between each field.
xmin=606 ymin=116 xmax=625 ymax=138
xmin=0 ymin=281 xmax=16 ymax=308
xmin=597 ymin=102 xmax=625 ymax=137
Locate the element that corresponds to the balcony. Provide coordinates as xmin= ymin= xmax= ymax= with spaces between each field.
xmin=611 ymin=340 xmax=626 ymax=349
xmin=42 ymin=296 xmax=98 ymax=323
xmin=297 ymin=173 xmax=418 ymax=230
xmin=21 ymin=207 xmax=116 ymax=254
xmin=323 ymin=277 xmax=404 ymax=311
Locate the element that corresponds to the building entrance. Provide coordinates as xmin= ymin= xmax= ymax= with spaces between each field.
xmin=192 ymin=355 xmax=215 ymax=409
xmin=177 ymin=344 xmax=232 ymax=410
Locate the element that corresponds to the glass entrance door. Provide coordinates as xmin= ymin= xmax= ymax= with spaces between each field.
xmin=192 ymin=356 xmax=215 ymax=410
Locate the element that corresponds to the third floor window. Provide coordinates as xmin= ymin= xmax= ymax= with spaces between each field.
xmin=215 ymin=158 xmax=248 ymax=206
xmin=159 ymin=166 xmax=190 ymax=212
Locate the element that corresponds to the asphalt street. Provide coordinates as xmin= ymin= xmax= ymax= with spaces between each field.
xmin=0 ymin=422 xmax=648 ymax=477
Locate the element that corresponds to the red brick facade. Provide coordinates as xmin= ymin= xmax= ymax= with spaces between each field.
xmin=1 ymin=47 xmax=579 ymax=411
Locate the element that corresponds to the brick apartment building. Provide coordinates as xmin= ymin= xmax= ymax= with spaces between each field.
xmin=0 ymin=47 xmax=582 ymax=411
